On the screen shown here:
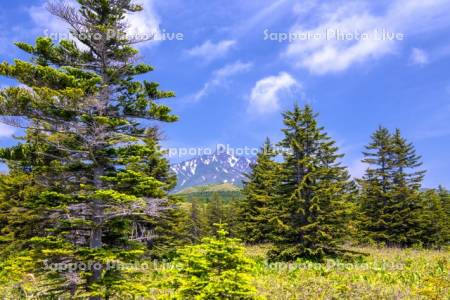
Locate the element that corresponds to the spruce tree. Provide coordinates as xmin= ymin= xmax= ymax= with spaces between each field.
xmin=149 ymin=196 xmax=192 ymax=259
xmin=0 ymin=1 xmax=177 ymax=297
xmin=359 ymin=127 xmax=425 ymax=246
xmin=437 ymin=186 xmax=450 ymax=244
xmin=164 ymin=225 xmax=257 ymax=299
xmin=390 ymin=129 xmax=425 ymax=189
xmin=357 ymin=127 xmax=393 ymax=243
xmin=0 ymin=165 xmax=44 ymax=296
xmin=239 ymin=138 xmax=279 ymax=243
xmin=206 ymin=192 xmax=225 ymax=234
xmin=188 ymin=198 xmax=208 ymax=242
xmin=223 ymin=198 xmax=241 ymax=237
xmin=270 ymin=104 xmax=352 ymax=261
xmin=0 ymin=165 xmax=43 ymax=257
xmin=416 ymin=190 xmax=448 ymax=247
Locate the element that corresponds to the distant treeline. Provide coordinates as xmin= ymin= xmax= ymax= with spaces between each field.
xmin=181 ymin=105 xmax=450 ymax=262
xmin=179 ymin=190 xmax=243 ymax=202
xmin=0 ymin=0 xmax=448 ymax=297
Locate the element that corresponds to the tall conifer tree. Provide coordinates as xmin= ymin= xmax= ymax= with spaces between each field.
xmin=416 ymin=190 xmax=448 ymax=247
xmin=438 ymin=186 xmax=450 ymax=217
xmin=359 ymin=127 xmax=425 ymax=246
xmin=270 ymin=104 xmax=352 ymax=261
xmin=239 ymin=138 xmax=279 ymax=243
xmin=0 ymin=1 xmax=177 ymax=297
xmin=149 ymin=196 xmax=191 ymax=259
xmin=437 ymin=186 xmax=450 ymax=244
xmin=206 ymin=193 xmax=225 ymax=235
xmin=188 ymin=198 xmax=208 ymax=242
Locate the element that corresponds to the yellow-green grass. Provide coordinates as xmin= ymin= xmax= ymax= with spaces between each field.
xmin=1 ymin=246 xmax=449 ymax=299
xmin=247 ymin=245 xmax=450 ymax=299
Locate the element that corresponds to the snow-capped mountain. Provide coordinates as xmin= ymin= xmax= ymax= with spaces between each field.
xmin=170 ymin=152 xmax=256 ymax=192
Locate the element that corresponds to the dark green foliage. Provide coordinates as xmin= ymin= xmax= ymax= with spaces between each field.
xmin=203 ymin=193 xmax=241 ymax=237
xmin=416 ymin=190 xmax=449 ymax=247
xmin=163 ymin=225 xmax=257 ymax=299
xmin=0 ymin=1 xmax=447 ymax=292
xmin=205 ymin=193 xmax=226 ymax=234
xmin=239 ymin=138 xmax=279 ymax=244
xmin=358 ymin=127 xmax=427 ymax=246
xmin=223 ymin=198 xmax=242 ymax=238
xmin=269 ymin=105 xmax=353 ymax=261
xmin=0 ymin=0 xmax=178 ymax=297
xmin=188 ymin=198 xmax=208 ymax=242
xmin=174 ymin=193 xmax=242 ymax=241
xmin=390 ymin=129 xmax=426 ymax=190
xmin=438 ymin=186 xmax=450 ymax=241
xmin=149 ymin=197 xmax=192 ymax=260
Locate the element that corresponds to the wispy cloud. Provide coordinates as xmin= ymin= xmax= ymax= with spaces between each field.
xmin=284 ymin=0 xmax=450 ymax=74
xmin=190 ymin=61 xmax=253 ymax=102
xmin=27 ymin=0 xmax=83 ymax=47
xmin=249 ymin=72 xmax=300 ymax=115
xmin=28 ymin=2 xmax=69 ymax=35
xmin=410 ymin=48 xmax=429 ymax=65
xmin=27 ymin=0 xmax=161 ymax=48
xmin=187 ymin=40 xmax=236 ymax=63
xmin=124 ymin=0 xmax=161 ymax=47
xmin=237 ymin=0 xmax=291 ymax=36
xmin=408 ymin=43 xmax=450 ymax=66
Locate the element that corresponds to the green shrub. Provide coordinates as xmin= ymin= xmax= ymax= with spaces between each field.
xmin=163 ymin=225 xmax=259 ymax=299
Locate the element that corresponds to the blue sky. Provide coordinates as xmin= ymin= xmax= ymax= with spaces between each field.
xmin=0 ymin=0 xmax=450 ymax=188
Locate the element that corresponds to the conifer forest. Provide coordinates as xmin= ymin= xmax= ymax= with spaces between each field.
xmin=0 ymin=1 xmax=449 ymax=299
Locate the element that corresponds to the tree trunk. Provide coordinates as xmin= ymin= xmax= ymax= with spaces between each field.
xmin=89 ymin=167 xmax=104 ymax=300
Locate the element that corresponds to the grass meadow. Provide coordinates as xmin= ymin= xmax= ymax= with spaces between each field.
xmin=1 ymin=245 xmax=449 ymax=299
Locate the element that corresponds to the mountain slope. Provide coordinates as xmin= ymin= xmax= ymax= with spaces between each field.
xmin=170 ymin=152 xmax=255 ymax=192
xmin=176 ymin=183 xmax=243 ymax=202
xmin=177 ymin=183 xmax=241 ymax=194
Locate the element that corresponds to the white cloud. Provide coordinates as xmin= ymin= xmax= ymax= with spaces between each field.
xmin=27 ymin=0 xmax=161 ymax=48
xmin=124 ymin=0 xmax=161 ymax=47
xmin=410 ymin=48 xmax=429 ymax=65
xmin=284 ymin=0 xmax=450 ymax=74
xmin=0 ymin=124 xmax=15 ymax=138
xmin=28 ymin=2 xmax=71 ymax=35
xmin=238 ymin=0 xmax=291 ymax=35
xmin=409 ymin=43 xmax=450 ymax=66
xmin=292 ymin=0 xmax=318 ymax=15
xmin=190 ymin=61 xmax=253 ymax=102
xmin=249 ymin=72 xmax=300 ymax=115
xmin=213 ymin=61 xmax=252 ymax=78
xmin=187 ymin=40 xmax=237 ymax=62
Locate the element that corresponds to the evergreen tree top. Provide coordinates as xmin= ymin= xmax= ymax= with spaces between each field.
xmin=361 ymin=126 xmax=425 ymax=191
xmin=0 ymin=1 xmax=179 ymax=296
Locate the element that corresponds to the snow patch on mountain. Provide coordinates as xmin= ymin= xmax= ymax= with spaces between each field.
xmin=170 ymin=151 xmax=255 ymax=192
